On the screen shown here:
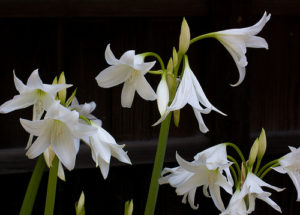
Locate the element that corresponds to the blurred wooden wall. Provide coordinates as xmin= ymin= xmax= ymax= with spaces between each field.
xmin=0 ymin=0 xmax=299 ymax=214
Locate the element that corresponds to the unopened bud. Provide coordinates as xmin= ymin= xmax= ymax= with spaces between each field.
xmin=157 ymin=76 xmax=169 ymax=116
xmin=173 ymin=109 xmax=180 ymax=127
xmin=248 ymin=138 xmax=259 ymax=170
xmin=257 ymin=128 xmax=267 ymax=160
xmin=58 ymin=72 xmax=67 ymax=105
xmin=179 ymin=18 xmax=190 ymax=54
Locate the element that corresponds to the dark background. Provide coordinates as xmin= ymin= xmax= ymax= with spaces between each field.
xmin=0 ymin=0 xmax=299 ymax=214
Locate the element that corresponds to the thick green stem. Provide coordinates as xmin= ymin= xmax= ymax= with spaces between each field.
xmin=44 ymin=156 xmax=59 ymax=215
xmin=19 ymin=155 xmax=46 ymax=215
xmin=144 ymin=113 xmax=172 ymax=215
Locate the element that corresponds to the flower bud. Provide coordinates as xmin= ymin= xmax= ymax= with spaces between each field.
xmin=75 ymin=191 xmax=85 ymax=215
xmin=257 ymin=128 xmax=267 ymax=160
xmin=179 ymin=18 xmax=190 ymax=54
xmin=248 ymin=138 xmax=259 ymax=170
xmin=58 ymin=72 xmax=67 ymax=105
xmin=173 ymin=109 xmax=180 ymax=127
xmin=157 ymin=76 xmax=169 ymax=116
xmin=124 ymin=199 xmax=133 ymax=215
xmin=172 ymin=47 xmax=178 ymax=67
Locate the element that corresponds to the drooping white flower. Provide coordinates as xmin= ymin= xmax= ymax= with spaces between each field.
xmin=20 ymin=101 xmax=97 ymax=170
xmin=214 ymin=12 xmax=271 ymax=86
xmin=239 ymin=172 xmax=284 ymax=213
xmin=154 ymin=55 xmax=225 ymax=133
xmin=221 ymin=190 xmax=248 ymax=215
xmin=96 ymin=44 xmax=157 ymax=108
xmin=82 ymin=121 xmax=131 ymax=179
xmin=160 ymin=144 xmax=233 ymax=211
xmin=156 ymin=76 xmax=169 ymax=116
xmin=273 ymin=146 xmax=300 ymax=201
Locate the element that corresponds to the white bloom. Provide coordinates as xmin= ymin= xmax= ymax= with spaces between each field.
xmin=154 ymin=56 xmax=225 ymax=133
xmin=221 ymin=190 xmax=248 ymax=215
xmin=160 ymin=144 xmax=233 ymax=211
xmin=239 ymin=172 xmax=284 ymax=213
xmin=215 ymin=12 xmax=271 ymax=86
xmin=96 ymin=44 xmax=156 ymax=108
xmin=20 ymin=101 xmax=97 ymax=170
xmin=0 ymin=69 xmax=71 ymax=116
xmin=82 ymin=121 xmax=131 ymax=179
xmin=273 ymin=146 xmax=300 ymax=201
xmin=69 ymin=97 xmax=102 ymax=126
xmin=156 ymin=77 xmax=169 ymax=116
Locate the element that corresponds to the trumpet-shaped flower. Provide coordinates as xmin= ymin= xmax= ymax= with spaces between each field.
xmin=82 ymin=121 xmax=131 ymax=179
xmin=160 ymin=144 xmax=233 ymax=211
xmin=154 ymin=56 xmax=225 ymax=133
xmin=214 ymin=12 xmax=271 ymax=86
xmin=0 ymin=69 xmax=71 ymax=116
xmin=96 ymin=44 xmax=156 ymax=108
xmin=239 ymin=172 xmax=284 ymax=213
xmin=220 ymin=190 xmax=248 ymax=215
xmin=273 ymin=146 xmax=300 ymax=201
xmin=20 ymin=101 xmax=97 ymax=170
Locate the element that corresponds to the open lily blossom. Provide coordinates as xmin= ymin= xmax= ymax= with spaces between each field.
xmin=96 ymin=44 xmax=157 ymax=108
xmin=214 ymin=12 xmax=271 ymax=86
xmin=69 ymin=97 xmax=102 ymax=126
xmin=160 ymin=147 xmax=233 ymax=211
xmin=82 ymin=121 xmax=131 ymax=179
xmin=239 ymin=172 xmax=284 ymax=213
xmin=0 ymin=69 xmax=71 ymax=116
xmin=221 ymin=190 xmax=248 ymax=215
xmin=273 ymin=146 xmax=300 ymax=201
xmin=154 ymin=55 xmax=225 ymax=133
xmin=20 ymin=101 xmax=97 ymax=170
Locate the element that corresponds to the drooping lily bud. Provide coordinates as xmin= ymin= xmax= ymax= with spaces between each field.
xmin=157 ymin=75 xmax=169 ymax=116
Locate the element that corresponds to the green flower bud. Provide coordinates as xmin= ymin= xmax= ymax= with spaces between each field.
xmin=75 ymin=191 xmax=85 ymax=215
xmin=179 ymin=18 xmax=190 ymax=54
xmin=58 ymin=72 xmax=67 ymax=105
xmin=257 ymin=128 xmax=267 ymax=160
xmin=248 ymin=138 xmax=259 ymax=170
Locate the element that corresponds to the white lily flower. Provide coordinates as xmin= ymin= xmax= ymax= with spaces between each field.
xmin=214 ymin=12 xmax=271 ymax=86
xmin=273 ymin=146 xmax=300 ymax=201
xmin=0 ymin=69 xmax=71 ymax=115
xmin=160 ymin=144 xmax=233 ymax=211
xmin=0 ymin=69 xmax=72 ymax=149
xmin=156 ymin=77 xmax=169 ymax=116
xmin=82 ymin=121 xmax=131 ymax=179
xmin=221 ymin=190 xmax=248 ymax=215
xmin=20 ymin=101 xmax=97 ymax=170
xmin=96 ymin=44 xmax=157 ymax=108
xmin=239 ymin=172 xmax=284 ymax=213
xmin=154 ymin=56 xmax=225 ymax=133
xmin=69 ymin=97 xmax=102 ymax=126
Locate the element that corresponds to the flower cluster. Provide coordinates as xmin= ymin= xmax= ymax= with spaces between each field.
xmin=96 ymin=12 xmax=270 ymax=133
xmin=0 ymin=70 xmax=131 ymax=179
xmin=160 ymin=130 xmax=300 ymax=214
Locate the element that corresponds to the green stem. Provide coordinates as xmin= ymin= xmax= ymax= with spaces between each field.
xmin=229 ymin=166 xmax=239 ymax=189
xmin=260 ymin=163 xmax=280 ymax=179
xmin=190 ymin=32 xmax=216 ymax=45
xmin=225 ymin=143 xmax=246 ymax=164
xmin=254 ymin=157 xmax=262 ymax=174
xmin=44 ymin=156 xmax=59 ymax=215
xmin=79 ymin=115 xmax=91 ymax=125
xmin=257 ymin=159 xmax=279 ymax=177
xmin=142 ymin=52 xmax=165 ymax=71
xmin=148 ymin=70 xmax=163 ymax=75
xmin=19 ymin=155 xmax=46 ymax=215
xmin=227 ymin=155 xmax=241 ymax=181
xmin=144 ymin=113 xmax=172 ymax=215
